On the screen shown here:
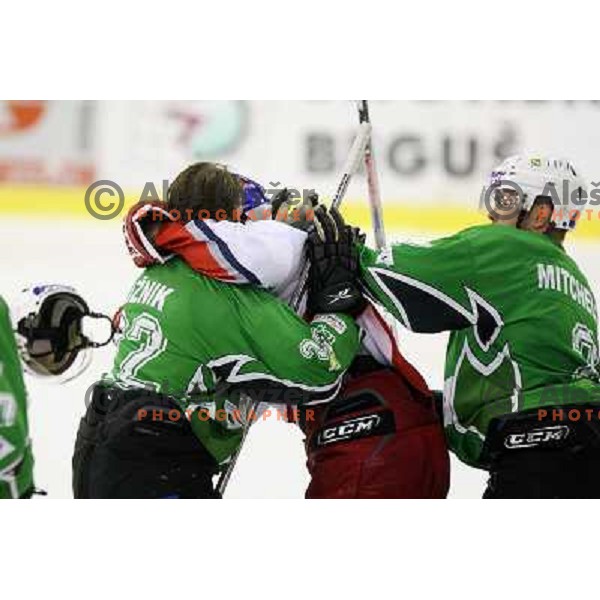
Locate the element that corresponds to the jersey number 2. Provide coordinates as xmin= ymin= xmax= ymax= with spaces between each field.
xmin=118 ymin=313 xmax=167 ymax=389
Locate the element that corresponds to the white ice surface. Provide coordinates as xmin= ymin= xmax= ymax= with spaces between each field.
xmin=3 ymin=219 xmax=598 ymax=499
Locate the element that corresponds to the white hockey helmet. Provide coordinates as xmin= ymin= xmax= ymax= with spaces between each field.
xmin=486 ymin=154 xmax=588 ymax=231
xmin=13 ymin=284 xmax=114 ymax=383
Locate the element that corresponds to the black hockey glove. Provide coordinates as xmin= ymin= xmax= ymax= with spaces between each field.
xmin=271 ymin=188 xmax=319 ymax=232
xmin=306 ymin=205 xmax=366 ymax=317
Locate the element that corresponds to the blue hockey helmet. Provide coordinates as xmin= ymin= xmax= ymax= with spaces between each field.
xmin=235 ymin=173 xmax=270 ymax=214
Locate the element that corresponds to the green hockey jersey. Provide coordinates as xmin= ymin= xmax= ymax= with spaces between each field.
xmin=109 ymin=258 xmax=361 ymax=463
xmin=0 ymin=296 xmax=34 ymax=499
xmin=361 ymin=224 xmax=600 ymax=467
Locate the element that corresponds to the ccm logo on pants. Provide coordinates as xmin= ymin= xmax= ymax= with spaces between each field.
xmin=504 ymin=425 xmax=570 ymax=449
xmin=315 ymin=411 xmax=395 ymax=448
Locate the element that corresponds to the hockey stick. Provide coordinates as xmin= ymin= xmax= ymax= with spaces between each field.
xmin=216 ymin=393 xmax=257 ymax=496
xmin=331 ymin=120 xmax=372 ymax=209
xmin=356 ymin=100 xmax=387 ymax=250
xmin=217 ymin=117 xmax=373 ymax=497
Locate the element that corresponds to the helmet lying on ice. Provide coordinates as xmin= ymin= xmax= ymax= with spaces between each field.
xmin=485 ymin=154 xmax=588 ymax=231
xmin=13 ymin=284 xmax=114 ymax=382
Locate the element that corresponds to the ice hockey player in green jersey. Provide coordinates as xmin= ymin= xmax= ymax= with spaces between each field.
xmin=0 ymin=296 xmax=32 ymax=499
xmin=1 ymin=284 xmax=111 ymax=498
xmin=72 ymin=162 xmax=366 ymax=499
xmin=360 ymin=154 xmax=600 ymax=497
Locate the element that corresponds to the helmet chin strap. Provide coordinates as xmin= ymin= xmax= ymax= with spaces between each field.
xmin=81 ymin=312 xmax=116 ymax=350
xmin=58 ymin=311 xmax=116 ymax=358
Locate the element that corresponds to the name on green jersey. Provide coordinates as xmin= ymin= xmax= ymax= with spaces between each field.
xmin=537 ymin=263 xmax=597 ymax=322
xmin=127 ymin=277 xmax=174 ymax=312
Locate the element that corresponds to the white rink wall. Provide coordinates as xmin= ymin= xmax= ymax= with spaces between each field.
xmin=4 ymin=218 xmax=599 ymax=499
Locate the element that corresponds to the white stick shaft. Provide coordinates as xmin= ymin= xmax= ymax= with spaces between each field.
xmin=216 ymin=398 xmax=258 ymax=496
xmin=332 ymin=121 xmax=372 ymax=209
xmin=364 ymin=143 xmax=386 ymax=249
xmin=357 ymin=101 xmax=386 ymax=250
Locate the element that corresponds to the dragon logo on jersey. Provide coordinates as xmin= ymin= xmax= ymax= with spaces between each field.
xmin=444 ymin=340 xmax=522 ymax=440
xmin=367 ymin=267 xmax=520 ymax=437
xmin=299 ymin=324 xmax=342 ymax=372
xmin=572 ymin=323 xmax=600 ymax=381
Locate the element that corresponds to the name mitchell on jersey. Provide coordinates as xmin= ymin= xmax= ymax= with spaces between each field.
xmin=537 ymin=263 xmax=597 ymax=322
